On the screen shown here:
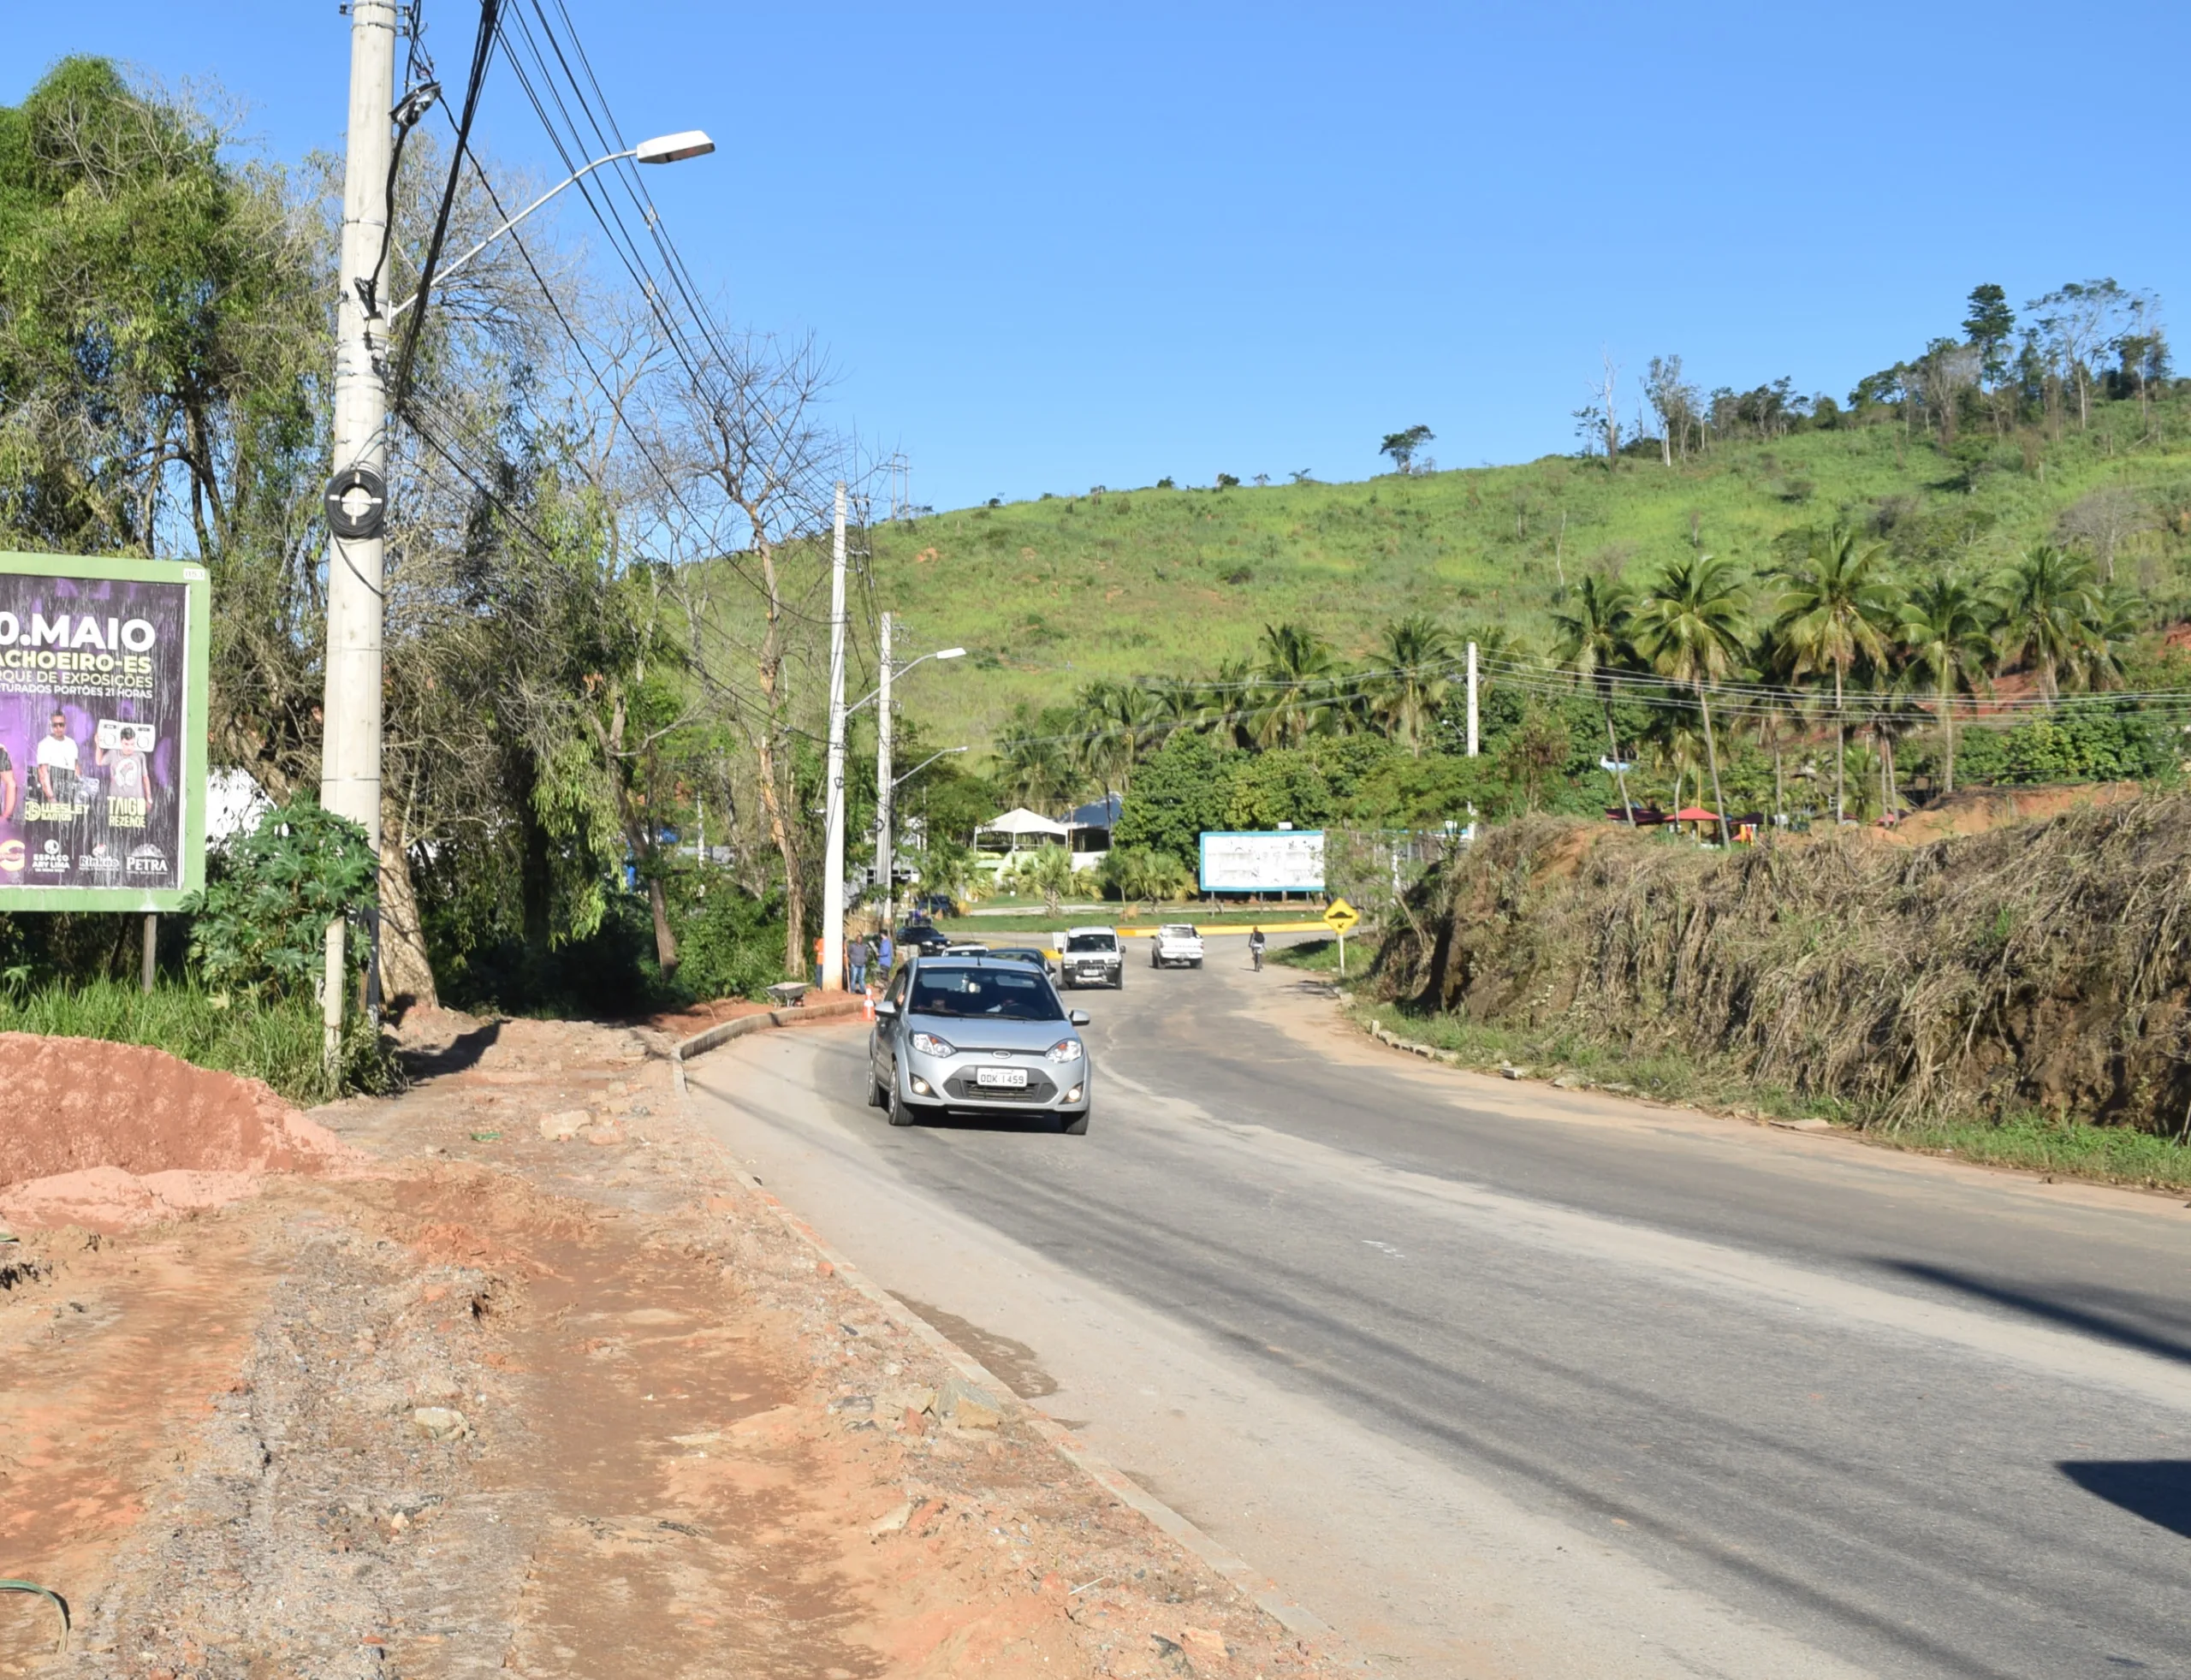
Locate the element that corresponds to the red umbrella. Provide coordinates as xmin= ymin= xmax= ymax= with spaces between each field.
xmin=1673 ymin=805 xmax=1719 ymax=822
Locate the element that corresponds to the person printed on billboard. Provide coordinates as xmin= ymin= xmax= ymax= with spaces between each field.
xmin=98 ymin=725 xmax=151 ymax=828
xmin=0 ymin=743 xmax=15 ymax=823
xmin=34 ymin=710 xmax=78 ymax=803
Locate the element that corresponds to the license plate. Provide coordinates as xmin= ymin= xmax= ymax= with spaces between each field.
xmin=976 ymin=1067 xmax=1029 ymax=1089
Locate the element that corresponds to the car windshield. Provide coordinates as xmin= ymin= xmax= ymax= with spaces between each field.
xmin=1161 ymin=924 xmax=1195 ymax=936
xmin=1066 ymin=934 xmax=1116 ymax=953
xmin=909 ymin=965 xmax=1064 ymax=1021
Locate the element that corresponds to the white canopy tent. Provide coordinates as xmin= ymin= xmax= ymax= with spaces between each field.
xmin=976 ymin=807 xmax=1071 ymax=854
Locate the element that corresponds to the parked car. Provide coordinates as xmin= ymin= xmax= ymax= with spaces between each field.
xmin=1150 ymin=923 xmax=1204 ymax=969
xmin=911 ymin=893 xmax=963 ymax=917
xmin=1058 ymin=927 xmax=1124 ymax=990
xmin=867 ymin=956 xmax=1092 ymax=1133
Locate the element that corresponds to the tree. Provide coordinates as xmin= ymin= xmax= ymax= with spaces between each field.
xmin=1911 ymin=337 xmax=1981 ymax=446
xmin=1644 ymin=355 xmax=1701 ymax=466
xmin=1000 ymin=842 xmax=1076 ymax=917
xmin=1630 ymin=555 xmax=1750 ymax=846
xmin=1113 ymin=733 xmax=1232 ymax=864
xmin=1772 ymin=524 xmax=1902 ymax=823
xmin=1899 ymin=576 xmax=1992 ymax=793
xmin=1363 ymin=614 xmax=1452 ymax=756
xmin=1251 ymin=621 xmax=1338 ymax=748
xmin=2055 ymin=487 xmax=2151 ymax=584
xmin=1548 ymin=574 xmax=1639 ymax=822
xmin=1962 ymin=284 xmax=2016 ymax=383
xmin=1379 ymin=425 xmax=1434 ymax=475
xmin=2028 ymin=279 xmax=2136 ymax=431
xmin=1993 ymin=544 xmax=2101 ymax=703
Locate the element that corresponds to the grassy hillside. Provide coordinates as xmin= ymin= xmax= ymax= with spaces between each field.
xmin=870 ymin=401 xmax=2191 ymax=750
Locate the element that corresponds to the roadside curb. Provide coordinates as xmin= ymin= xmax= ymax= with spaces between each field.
xmin=668 ymin=997 xmax=864 ymax=1095
xmin=672 ymin=1017 xmax=1363 ymax=1665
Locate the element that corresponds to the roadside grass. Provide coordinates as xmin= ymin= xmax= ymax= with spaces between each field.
xmin=0 ymin=979 xmax=393 ymax=1107
xmin=1311 ymin=943 xmax=2191 ymax=1194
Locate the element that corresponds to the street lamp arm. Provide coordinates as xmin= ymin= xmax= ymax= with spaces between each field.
xmin=389 ymin=151 xmax=632 ymax=318
xmin=849 ymin=647 xmax=965 ymax=716
xmin=894 ymin=746 xmax=968 ymax=788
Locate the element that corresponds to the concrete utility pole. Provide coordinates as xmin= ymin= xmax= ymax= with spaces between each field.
xmin=821 ymin=483 xmax=850 ymax=992
xmin=1465 ymin=641 xmax=1479 ymax=758
xmin=320 ymin=0 xmax=398 ymax=1064
xmin=876 ymin=611 xmax=895 ymax=935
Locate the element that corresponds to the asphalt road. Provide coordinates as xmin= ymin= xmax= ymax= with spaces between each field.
xmin=687 ymin=947 xmax=2191 ymax=1678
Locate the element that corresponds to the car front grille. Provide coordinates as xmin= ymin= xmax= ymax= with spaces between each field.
xmin=943 ymin=1069 xmax=1059 ymax=1103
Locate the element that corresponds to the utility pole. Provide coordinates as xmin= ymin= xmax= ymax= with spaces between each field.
xmin=320 ymin=0 xmax=397 ymax=1065
xmin=821 ymin=482 xmax=849 ymax=992
xmin=1465 ymin=641 xmax=1479 ymax=758
xmin=876 ymin=612 xmax=895 ymax=933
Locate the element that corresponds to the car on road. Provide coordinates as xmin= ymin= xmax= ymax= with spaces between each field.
xmin=896 ymin=923 xmax=951 ymax=958
xmin=1058 ymin=926 xmax=1124 ymax=990
xmin=1150 ymin=923 xmax=1204 ymax=968
xmin=988 ymin=945 xmax=1055 ymax=977
xmin=867 ymin=956 xmax=1092 ymax=1133
xmin=943 ymin=941 xmax=990 ymax=958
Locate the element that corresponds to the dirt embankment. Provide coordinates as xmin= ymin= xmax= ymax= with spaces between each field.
xmin=1 ymin=1014 xmax=1347 ymax=1680
xmin=1377 ymin=793 xmax=2191 ymax=1131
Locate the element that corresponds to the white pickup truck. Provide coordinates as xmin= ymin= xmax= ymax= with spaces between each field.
xmin=1150 ymin=923 xmax=1204 ymax=969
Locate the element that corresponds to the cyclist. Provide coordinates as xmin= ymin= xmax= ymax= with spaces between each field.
xmin=1249 ymin=926 xmax=1267 ymax=972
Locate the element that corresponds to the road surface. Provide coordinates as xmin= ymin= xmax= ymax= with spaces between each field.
xmin=686 ymin=951 xmax=2191 ymax=1678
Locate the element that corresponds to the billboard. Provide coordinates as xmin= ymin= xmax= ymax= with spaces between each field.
xmin=1198 ymin=828 xmax=1326 ymax=893
xmin=0 ymin=554 xmax=209 ymax=911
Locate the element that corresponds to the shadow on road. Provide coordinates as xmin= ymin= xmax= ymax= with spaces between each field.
xmin=2059 ymin=1461 xmax=2191 ymax=1539
xmin=1879 ymin=1260 xmax=2191 ymax=1368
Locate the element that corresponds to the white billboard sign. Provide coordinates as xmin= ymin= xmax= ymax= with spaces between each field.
xmin=1198 ymin=828 xmax=1326 ymax=893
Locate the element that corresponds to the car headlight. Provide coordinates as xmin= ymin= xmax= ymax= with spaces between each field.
xmin=1045 ymin=1038 xmax=1084 ymax=1063
xmin=910 ymin=1030 xmax=958 ymax=1058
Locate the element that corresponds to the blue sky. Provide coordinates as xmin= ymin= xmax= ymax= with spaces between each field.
xmin=11 ymin=3 xmax=2188 ymax=512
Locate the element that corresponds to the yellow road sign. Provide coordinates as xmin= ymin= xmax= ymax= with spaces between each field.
xmin=1322 ymin=898 xmax=1360 ymax=935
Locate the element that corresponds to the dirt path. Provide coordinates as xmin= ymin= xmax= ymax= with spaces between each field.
xmin=1 ymin=1013 xmax=1351 ymax=1680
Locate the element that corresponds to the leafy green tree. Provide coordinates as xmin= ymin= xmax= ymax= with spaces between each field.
xmin=1772 ymin=523 xmax=1902 ymax=822
xmin=1379 ymin=424 xmax=1434 ymax=474
xmin=1631 ymin=555 xmax=1750 ymax=846
xmin=1113 ymin=733 xmax=1234 ymax=864
xmin=1962 ymin=284 xmax=2016 ymax=383
xmin=1096 ymin=845 xmax=1192 ymax=912
xmin=1549 ymin=574 xmax=1639 ymax=821
xmin=1223 ymin=751 xmax=1334 ymax=830
xmin=1992 ymin=544 xmax=2101 ymax=702
xmin=1900 ymin=576 xmax=1993 ymax=793
xmin=1000 ymin=843 xmax=1078 ymax=917
xmin=995 ymin=703 xmax=1083 ymax=811
xmin=1363 ymin=614 xmax=1452 ymax=756
xmin=1251 ymin=622 xmax=1339 ymax=749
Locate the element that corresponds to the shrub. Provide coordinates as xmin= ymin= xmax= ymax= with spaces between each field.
xmin=184 ymin=794 xmax=376 ymax=1002
xmin=672 ymin=887 xmax=787 ymax=1002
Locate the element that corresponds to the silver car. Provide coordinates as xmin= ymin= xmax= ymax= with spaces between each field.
xmin=868 ymin=957 xmax=1093 ymax=1134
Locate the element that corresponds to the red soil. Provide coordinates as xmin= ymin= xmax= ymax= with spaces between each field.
xmin=0 ymin=1033 xmax=361 ymax=1232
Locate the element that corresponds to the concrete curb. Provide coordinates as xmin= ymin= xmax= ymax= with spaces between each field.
xmin=672 ymin=1017 xmax=1363 ymax=1665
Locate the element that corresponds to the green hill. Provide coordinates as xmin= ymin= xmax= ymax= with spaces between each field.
xmin=870 ymin=402 xmax=2191 ymax=750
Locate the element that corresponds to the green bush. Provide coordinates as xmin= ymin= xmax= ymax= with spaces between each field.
xmin=669 ymin=885 xmax=787 ymax=1002
xmin=183 ymin=794 xmax=377 ymax=1001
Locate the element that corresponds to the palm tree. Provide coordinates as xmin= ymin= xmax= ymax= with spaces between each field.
xmin=1549 ymin=575 xmax=1639 ymax=823
xmin=1772 ymin=522 xmax=1903 ymax=823
xmin=2068 ymin=583 xmax=2138 ymax=696
xmin=1993 ymin=543 xmax=2102 ymax=703
xmin=1253 ymin=621 xmax=1338 ymax=748
xmin=1630 ymin=554 xmax=1750 ymax=846
xmin=1363 ymin=614 xmax=1453 ymax=756
xmin=1900 ymin=575 xmax=1992 ymax=793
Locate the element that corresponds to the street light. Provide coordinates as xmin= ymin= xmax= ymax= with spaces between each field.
xmin=894 ymin=745 xmax=968 ymax=787
xmin=847 ymin=647 xmax=965 ymax=717
xmin=389 ymin=131 xmax=717 ymax=317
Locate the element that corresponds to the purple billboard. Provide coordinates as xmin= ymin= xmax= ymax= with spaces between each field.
xmin=0 ymin=569 xmax=193 ymax=894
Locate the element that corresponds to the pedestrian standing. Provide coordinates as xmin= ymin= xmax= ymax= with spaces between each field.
xmin=812 ymin=934 xmax=824 ymax=990
xmin=847 ymin=933 xmax=870 ymax=992
xmin=877 ymin=929 xmax=895 ymax=977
